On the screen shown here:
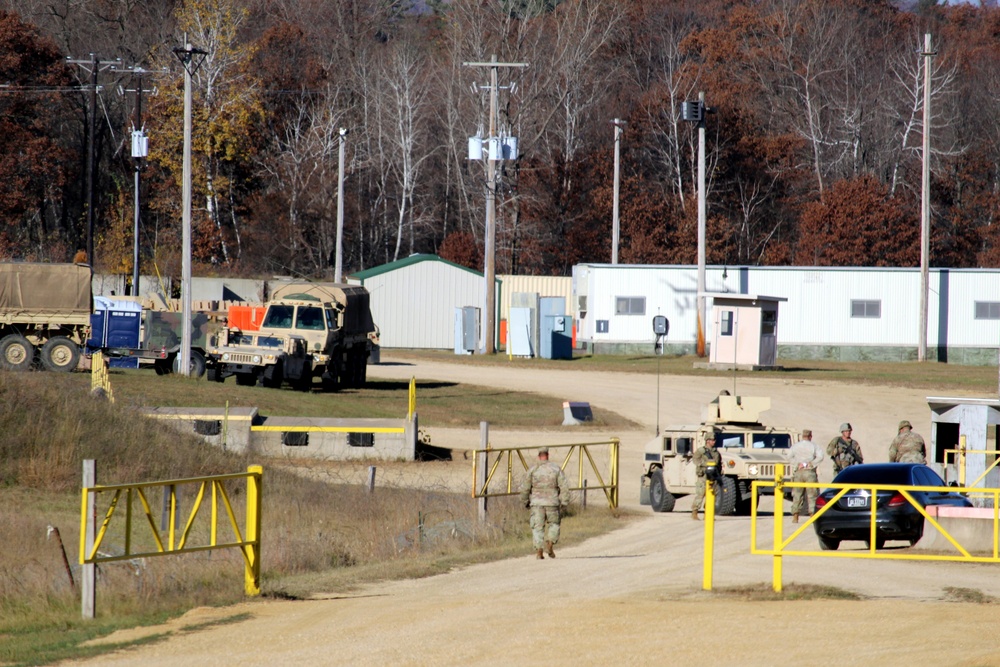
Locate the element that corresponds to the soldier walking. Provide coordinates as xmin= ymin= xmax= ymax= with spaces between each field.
xmin=789 ymin=429 xmax=824 ymax=522
xmin=889 ymin=420 xmax=927 ymax=463
xmin=827 ymin=422 xmax=863 ymax=475
xmin=519 ymin=446 xmax=570 ymax=559
xmin=691 ymin=432 xmax=722 ymax=520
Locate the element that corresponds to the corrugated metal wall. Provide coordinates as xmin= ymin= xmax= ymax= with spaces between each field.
xmin=498 ymin=275 xmax=572 ymax=323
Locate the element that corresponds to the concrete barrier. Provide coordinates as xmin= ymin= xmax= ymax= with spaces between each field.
xmin=914 ymin=506 xmax=999 ymax=553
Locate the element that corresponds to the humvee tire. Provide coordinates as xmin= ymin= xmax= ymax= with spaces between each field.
xmin=649 ymin=471 xmax=676 ymax=512
xmin=714 ymin=476 xmax=738 ymax=515
xmin=262 ymin=361 xmax=283 ymax=389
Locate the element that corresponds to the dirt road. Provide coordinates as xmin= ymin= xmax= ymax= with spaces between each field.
xmin=65 ymin=355 xmax=1000 ymax=666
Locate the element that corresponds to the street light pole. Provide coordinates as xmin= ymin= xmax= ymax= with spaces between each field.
xmin=919 ymin=33 xmax=934 ymax=363
xmin=334 ymin=127 xmax=348 ymax=283
xmin=611 ymin=119 xmax=625 ymax=265
xmin=173 ymin=39 xmax=207 ymax=377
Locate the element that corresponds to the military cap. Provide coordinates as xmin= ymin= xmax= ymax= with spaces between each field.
xmin=898 ymin=420 xmax=912 ymax=430
xmin=802 ymin=429 xmax=812 ymax=437
xmin=840 ymin=423 xmax=852 ymax=432
xmin=537 ymin=446 xmax=549 ymax=455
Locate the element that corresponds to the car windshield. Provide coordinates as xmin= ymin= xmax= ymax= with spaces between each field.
xmin=751 ymin=433 xmax=792 ymax=449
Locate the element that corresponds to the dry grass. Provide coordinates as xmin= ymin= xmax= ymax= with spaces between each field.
xmin=0 ymin=370 xmax=628 ymax=665
xmin=714 ymin=583 xmax=864 ymax=601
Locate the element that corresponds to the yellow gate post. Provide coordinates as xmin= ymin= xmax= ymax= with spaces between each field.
xmin=959 ymin=435 xmax=967 ymax=487
xmin=245 ymin=465 xmax=262 ymax=596
xmin=773 ymin=463 xmax=785 ymax=592
xmin=703 ymin=479 xmax=716 ymax=590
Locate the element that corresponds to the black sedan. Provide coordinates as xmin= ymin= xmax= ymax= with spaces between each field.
xmin=811 ymin=463 xmax=971 ymax=550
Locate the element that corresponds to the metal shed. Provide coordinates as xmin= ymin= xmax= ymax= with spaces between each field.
xmin=349 ymin=254 xmax=500 ymax=349
xmin=705 ymin=293 xmax=787 ymax=369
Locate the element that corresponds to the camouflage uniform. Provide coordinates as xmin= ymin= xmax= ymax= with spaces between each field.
xmin=826 ymin=436 xmax=863 ymax=474
xmin=789 ymin=430 xmax=824 ymax=519
xmin=691 ymin=438 xmax=722 ymax=518
xmin=889 ymin=428 xmax=927 ymax=464
xmin=519 ymin=449 xmax=570 ymax=558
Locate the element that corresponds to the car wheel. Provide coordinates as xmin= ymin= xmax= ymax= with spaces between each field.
xmin=818 ymin=536 xmax=840 ymax=551
xmin=649 ymin=471 xmax=675 ymax=512
xmin=714 ymin=476 xmax=738 ymax=516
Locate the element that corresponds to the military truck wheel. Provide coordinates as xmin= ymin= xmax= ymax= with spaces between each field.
xmin=321 ymin=366 xmax=339 ymax=392
xmin=172 ymin=350 xmax=206 ymax=378
xmin=0 ymin=334 xmax=35 ymax=371
xmin=714 ymin=476 xmax=738 ymax=515
xmin=818 ymin=536 xmax=840 ymax=551
xmin=154 ymin=359 xmax=172 ymax=375
xmin=40 ymin=336 xmax=80 ymax=372
xmin=262 ymin=361 xmax=283 ymax=388
xmin=649 ymin=471 xmax=676 ymax=512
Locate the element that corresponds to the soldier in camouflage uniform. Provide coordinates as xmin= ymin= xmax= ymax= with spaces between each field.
xmin=826 ymin=422 xmax=863 ymax=475
xmin=519 ymin=447 xmax=570 ymax=559
xmin=691 ymin=432 xmax=722 ymax=520
xmin=888 ymin=420 xmax=927 ymax=464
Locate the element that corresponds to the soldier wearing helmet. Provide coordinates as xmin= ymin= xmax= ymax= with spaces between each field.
xmin=691 ymin=431 xmax=722 ymax=520
xmin=888 ymin=420 xmax=927 ymax=464
xmin=826 ymin=422 xmax=863 ymax=474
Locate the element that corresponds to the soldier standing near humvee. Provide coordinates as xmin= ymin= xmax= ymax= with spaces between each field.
xmin=827 ymin=422 xmax=863 ymax=474
xmin=519 ymin=447 xmax=570 ymax=559
xmin=889 ymin=420 xmax=927 ymax=463
xmin=691 ymin=433 xmax=722 ymax=520
xmin=789 ymin=429 xmax=824 ymax=523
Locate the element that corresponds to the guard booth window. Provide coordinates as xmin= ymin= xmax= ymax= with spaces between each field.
xmin=720 ymin=311 xmax=734 ymax=336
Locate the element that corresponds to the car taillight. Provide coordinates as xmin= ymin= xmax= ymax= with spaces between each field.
xmin=887 ymin=492 xmax=906 ymax=507
xmin=815 ymin=496 xmax=827 ymax=508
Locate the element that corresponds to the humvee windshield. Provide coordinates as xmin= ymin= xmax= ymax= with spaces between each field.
xmin=751 ymin=433 xmax=792 ymax=449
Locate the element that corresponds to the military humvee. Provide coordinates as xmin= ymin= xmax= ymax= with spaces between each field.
xmin=205 ymin=330 xmax=313 ymax=390
xmin=639 ymin=395 xmax=799 ymax=515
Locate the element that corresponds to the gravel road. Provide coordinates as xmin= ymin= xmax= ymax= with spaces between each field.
xmin=63 ymin=354 xmax=1000 ymax=667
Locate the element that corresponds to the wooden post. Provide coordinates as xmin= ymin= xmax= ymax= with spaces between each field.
xmin=367 ymin=466 xmax=377 ymax=493
xmin=477 ymin=421 xmax=489 ymax=522
xmin=82 ymin=459 xmax=96 ymax=619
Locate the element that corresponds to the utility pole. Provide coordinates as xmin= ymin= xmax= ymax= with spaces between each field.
xmin=611 ymin=119 xmax=625 ymax=265
xmin=463 ymin=56 xmax=528 ymax=355
xmin=67 ymin=55 xmax=117 ymax=266
xmin=697 ymin=91 xmax=707 ymax=358
xmin=115 ymin=66 xmax=161 ymax=298
xmin=173 ymin=39 xmax=207 ymax=377
xmin=334 ymin=127 xmax=348 ymax=283
xmin=919 ymin=33 xmax=934 ymax=363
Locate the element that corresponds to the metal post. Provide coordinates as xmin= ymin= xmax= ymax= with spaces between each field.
xmin=132 ymin=73 xmax=143 ymax=297
xmin=696 ymin=91 xmax=707 ymax=358
xmin=919 ymin=33 xmax=933 ymax=363
xmin=245 ymin=465 xmax=262 ymax=596
xmin=367 ymin=465 xmax=377 ymax=493
xmin=773 ymin=463 xmax=785 ymax=592
xmin=477 ymin=421 xmax=489 ymax=522
xmin=334 ymin=127 xmax=347 ymax=282
xmin=81 ymin=459 xmax=96 ymax=619
xmin=702 ymin=473 xmax=715 ymax=591
xmin=86 ymin=55 xmax=98 ymax=266
xmin=611 ymin=119 xmax=624 ymax=264
xmin=180 ymin=41 xmax=193 ymax=376
xmin=483 ymin=56 xmax=498 ymax=355
xmin=582 ymin=479 xmax=588 ymax=510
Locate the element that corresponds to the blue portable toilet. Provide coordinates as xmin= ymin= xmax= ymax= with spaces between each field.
xmin=89 ymin=297 xmax=142 ymax=368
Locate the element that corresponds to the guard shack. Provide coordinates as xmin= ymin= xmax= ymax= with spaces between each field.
xmin=704 ymin=293 xmax=787 ymax=370
xmin=927 ymin=396 xmax=1000 ymax=497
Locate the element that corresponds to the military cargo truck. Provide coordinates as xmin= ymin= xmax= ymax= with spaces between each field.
xmin=248 ymin=282 xmax=379 ymax=391
xmin=639 ymin=395 xmax=799 ymax=515
xmin=0 ymin=262 xmax=92 ymax=372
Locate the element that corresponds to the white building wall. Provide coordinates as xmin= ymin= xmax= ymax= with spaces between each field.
xmin=573 ymin=264 xmax=1000 ymax=356
xmin=356 ymin=260 xmax=484 ymax=349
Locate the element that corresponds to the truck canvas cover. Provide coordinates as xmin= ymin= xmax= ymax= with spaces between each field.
xmin=0 ymin=263 xmax=92 ymax=317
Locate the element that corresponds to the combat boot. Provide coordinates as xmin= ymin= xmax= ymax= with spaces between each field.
xmin=691 ymin=508 xmax=700 ymax=520
xmin=792 ymin=513 xmax=799 ymax=524
xmin=536 ymin=549 xmax=544 ymax=560
xmin=545 ymin=541 xmax=555 ymax=558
